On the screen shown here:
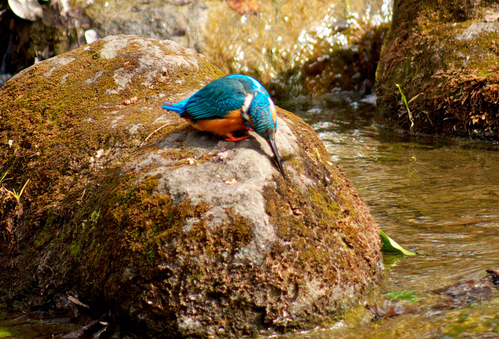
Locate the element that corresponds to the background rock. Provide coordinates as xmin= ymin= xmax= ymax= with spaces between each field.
xmin=0 ymin=35 xmax=382 ymax=337
xmin=0 ymin=0 xmax=390 ymax=99
xmin=375 ymin=0 xmax=499 ymax=139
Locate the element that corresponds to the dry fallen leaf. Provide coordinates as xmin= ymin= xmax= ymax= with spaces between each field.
xmin=227 ymin=0 xmax=259 ymax=15
xmin=67 ymin=295 xmax=90 ymax=308
xmin=125 ymin=96 xmax=138 ymax=105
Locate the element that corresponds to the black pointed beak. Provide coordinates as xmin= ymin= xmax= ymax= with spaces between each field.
xmin=268 ymin=138 xmax=286 ymax=179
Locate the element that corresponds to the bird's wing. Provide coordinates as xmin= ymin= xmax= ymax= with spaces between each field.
xmin=181 ymin=78 xmax=248 ymax=120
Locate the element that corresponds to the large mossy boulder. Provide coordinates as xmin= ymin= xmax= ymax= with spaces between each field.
xmin=376 ymin=0 xmax=499 ymax=139
xmin=0 ymin=35 xmax=382 ymax=338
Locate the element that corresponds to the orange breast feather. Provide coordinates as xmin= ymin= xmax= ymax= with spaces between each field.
xmin=191 ymin=109 xmax=247 ymax=137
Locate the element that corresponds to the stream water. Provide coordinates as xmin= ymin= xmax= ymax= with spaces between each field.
xmin=275 ymin=96 xmax=499 ymax=339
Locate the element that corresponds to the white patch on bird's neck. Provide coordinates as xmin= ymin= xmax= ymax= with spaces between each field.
xmin=241 ymin=93 xmax=254 ymax=120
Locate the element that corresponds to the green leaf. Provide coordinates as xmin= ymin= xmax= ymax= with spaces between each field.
xmin=0 ymin=172 xmax=7 ymax=185
xmin=10 ymin=179 xmax=30 ymax=201
xmin=385 ymin=290 xmax=417 ymax=303
xmin=380 ymin=230 xmax=416 ymax=256
xmin=396 ymin=83 xmax=414 ymax=130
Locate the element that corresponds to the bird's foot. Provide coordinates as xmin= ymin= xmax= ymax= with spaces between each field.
xmin=224 ymin=134 xmax=250 ymax=142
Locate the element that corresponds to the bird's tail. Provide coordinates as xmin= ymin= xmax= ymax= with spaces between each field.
xmin=162 ymin=97 xmax=189 ymax=114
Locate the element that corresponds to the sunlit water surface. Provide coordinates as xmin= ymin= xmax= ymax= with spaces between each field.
xmin=275 ymin=97 xmax=499 ymax=339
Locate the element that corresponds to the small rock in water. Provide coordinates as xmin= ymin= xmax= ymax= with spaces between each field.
xmin=8 ymin=0 xmax=42 ymax=20
xmin=85 ymin=29 xmax=99 ymax=44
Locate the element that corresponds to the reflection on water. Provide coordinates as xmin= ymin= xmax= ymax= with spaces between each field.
xmin=278 ymin=97 xmax=499 ymax=338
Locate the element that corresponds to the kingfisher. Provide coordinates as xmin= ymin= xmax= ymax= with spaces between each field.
xmin=162 ymin=74 xmax=285 ymax=178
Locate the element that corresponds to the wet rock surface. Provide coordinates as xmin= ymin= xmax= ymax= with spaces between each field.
xmin=0 ymin=35 xmax=382 ymax=337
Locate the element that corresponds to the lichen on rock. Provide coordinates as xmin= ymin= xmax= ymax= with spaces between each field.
xmin=0 ymin=35 xmax=382 ymax=338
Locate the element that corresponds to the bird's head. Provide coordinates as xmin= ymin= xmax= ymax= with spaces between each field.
xmin=242 ymin=90 xmax=285 ymax=178
xmin=243 ymin=90 xmax=277 ymax=139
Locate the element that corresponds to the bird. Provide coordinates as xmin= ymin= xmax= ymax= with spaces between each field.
xmin=162 ymin=74 xmax=286 ymax=178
